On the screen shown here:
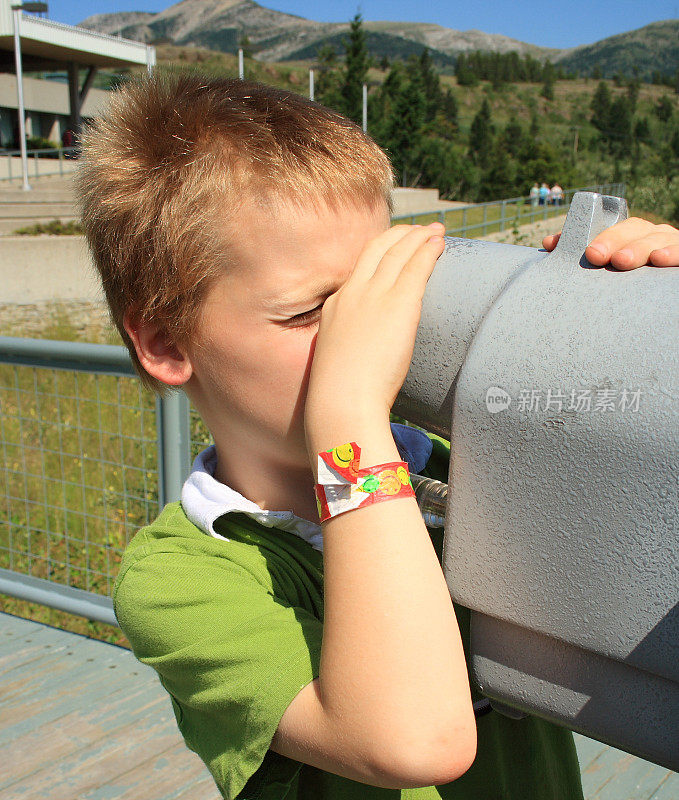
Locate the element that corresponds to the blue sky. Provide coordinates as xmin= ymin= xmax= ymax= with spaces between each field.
xmin=44 ymin=0 xmax=678 ymax=49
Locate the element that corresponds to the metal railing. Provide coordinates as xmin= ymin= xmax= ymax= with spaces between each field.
xmin=0 ymin=337 xmax=204 ymax=626
xmin=0 ymin=147 xmax=79 ymax=182
xmin=392 ymin=183 xmax=626 ymax=238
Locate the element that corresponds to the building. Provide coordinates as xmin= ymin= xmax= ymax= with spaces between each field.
xmin=0 ymin=0 xmax=154 ymax=148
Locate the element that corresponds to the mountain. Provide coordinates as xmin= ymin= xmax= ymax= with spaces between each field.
xmin=555 ymin=19 xmax=679 ymax=80
xmin=78 ymin=1 xmax=678 ymax=79
xmin=77 ymin=10 xmax=156 ymax=35
xmin=78 ymin=0 xmax=558 ymax=68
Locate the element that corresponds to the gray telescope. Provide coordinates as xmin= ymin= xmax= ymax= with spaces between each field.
xmin=397 ymin=192 xmax=678 ymax=771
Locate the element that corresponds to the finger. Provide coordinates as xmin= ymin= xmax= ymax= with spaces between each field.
xmin=542 ymin=232 xmax=561 ymax=251
xmin=369 ymin=223 xmax=445 ymax=287
xmin=586 ymin=217 xmax=657 ymax=264
xmin=351 ymin=224 xmax=423 ymax=282
xmin=605 ymin=231 xmax=679 ymax=270
xmin=396 ymin=235 xmax=445 ymax=294
xmin=649 ymin=244 xmax=679 ymax=267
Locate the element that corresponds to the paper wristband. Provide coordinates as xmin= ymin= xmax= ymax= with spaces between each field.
xmin=314 ymin=442 xmax=415 ymax=523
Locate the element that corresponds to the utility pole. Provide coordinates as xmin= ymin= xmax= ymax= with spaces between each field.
xmin=238 ymin=48 xmax=244 ymax=80
xmin=362 ymin=83 xmax=367 ymax=133
xmin=309 ymin=69 xmax=314 ymax=101
xmin=573 ymin=126 xmax=579 ymax=161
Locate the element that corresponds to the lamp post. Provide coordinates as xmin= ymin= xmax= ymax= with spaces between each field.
xmin=11 ymin=2 xmax=48 ymax=191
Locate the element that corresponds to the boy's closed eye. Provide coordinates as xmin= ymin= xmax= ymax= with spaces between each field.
xmin=285 ymin=303 xmax=325 ymax=328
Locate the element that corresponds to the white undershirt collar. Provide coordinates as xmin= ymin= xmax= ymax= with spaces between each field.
xmin=181 ymin=445 xmax=325 ymax=553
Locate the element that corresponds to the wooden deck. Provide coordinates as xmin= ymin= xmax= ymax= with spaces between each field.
xmin=1 ymin=611 xmax=676 ymax=799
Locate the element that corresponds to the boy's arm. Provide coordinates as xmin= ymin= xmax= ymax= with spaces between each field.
xmin=270 ymin=224 xmax=476 ymax=788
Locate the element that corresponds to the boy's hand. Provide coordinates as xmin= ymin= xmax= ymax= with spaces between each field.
xmin=305 ymin=223 xmax=445 ymax=458
xmin=542 ymin=218 xmax=679 ymax=270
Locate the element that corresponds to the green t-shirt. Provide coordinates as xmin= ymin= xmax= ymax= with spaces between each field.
xmin=112 ymin=436 xmax=583 ymax=800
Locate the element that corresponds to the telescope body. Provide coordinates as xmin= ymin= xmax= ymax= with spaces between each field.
xmin=394 ymin=192 xmax=679 ymax=770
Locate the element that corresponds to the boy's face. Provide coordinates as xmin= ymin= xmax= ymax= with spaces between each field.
xmin=183 ymin=197 xmax=391 ymax=472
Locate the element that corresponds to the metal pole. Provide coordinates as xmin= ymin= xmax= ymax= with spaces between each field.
xmin=362 ymin=83 xmax=367 ymax=133
xmin=146 ymin=45 xmax=156 ymax=75
xmin=238 ymin=48 xmax=244 ymax=80
xmin=309 ymin=69 xmax=314 ymax=101
xmin=12 ymin=7 xmax=30 ymax=191
xmin=156 ymin=391 xmax=191 ymax=509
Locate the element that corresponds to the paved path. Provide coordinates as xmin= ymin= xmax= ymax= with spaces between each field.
xmin=1 ymin=611 xmax=676 ymax=799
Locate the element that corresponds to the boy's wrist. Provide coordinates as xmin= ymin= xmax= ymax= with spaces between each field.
xmin=306 ymin=414 xmax=399 ymax=480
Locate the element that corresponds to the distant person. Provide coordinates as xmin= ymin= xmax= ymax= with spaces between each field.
xmin=62 ymin=128 xmax=75 ymax=157
xmin=539 ymin=182 xmax=550 ymax=206
xmin=530 ymin=182 xmax=539 ymax=207
xmin=551 ymin=183 xmax=564 ymax=207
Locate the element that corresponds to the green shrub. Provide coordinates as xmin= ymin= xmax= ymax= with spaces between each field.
xmin=13 ymin=219 xmax=83 ymax=236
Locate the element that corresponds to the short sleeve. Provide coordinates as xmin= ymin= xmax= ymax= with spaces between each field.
xmin=113 ymin=547 xmax=323 ymax=799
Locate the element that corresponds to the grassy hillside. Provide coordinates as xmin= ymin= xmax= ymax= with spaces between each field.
xmin=85 ymin=43 xmax=679 ymax=224
xmin=556 ymin=20 xmax=679 ymax=81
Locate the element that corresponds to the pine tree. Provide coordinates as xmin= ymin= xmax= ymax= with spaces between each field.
xmin=541 ymin=63 xmax=555 ymax=101
xmin=655 ymin=96 xmax=674 ymax=123
xmin=671 ymin=128 xmax=679 ymax=158
xmin=590 ymin=81 xmax=612 ymax=132
xmin=468 ymin=98 xmax=495 ymax=167
xmin=502 ymin=118 xmax=525 ymax=157
xmin=634 ymin=117 xmax=650 ymax=143
xmin=385 ymin=71 xmax=426 ymax=185
xmin=402 ymin=82 xmax=427 ymax=183
xmin=529 ymin=112 xmax=540 ymax=140
xmin=417 ymin=49 xmax=442 ymax=121
xmin=608 ymin=96 xmax=633 ymax=157
xmin=341 ymin=13 xmax=369 ymax=124
xmin=455 ymin=54 xmax=478 ymax=87
xmin=441 ymin=89 xmax=458 ymax=129
xmin=627 ymin=78 xmax=640 ymax=113
xmin=315 ymin=44 xmax=343 ymax=110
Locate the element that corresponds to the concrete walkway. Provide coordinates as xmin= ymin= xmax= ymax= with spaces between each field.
xmin=0 ymin=175 xmax=78 ymax=235
xmin=0 ymin=236 xmax=103 ymax=304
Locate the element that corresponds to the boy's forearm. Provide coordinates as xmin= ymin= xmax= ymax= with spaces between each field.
xmin=307 ymin=417 xmax=475 ymax=768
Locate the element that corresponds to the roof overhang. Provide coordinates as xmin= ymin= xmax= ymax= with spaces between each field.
xmin=0 ymin=10 xmax=152 ymax=72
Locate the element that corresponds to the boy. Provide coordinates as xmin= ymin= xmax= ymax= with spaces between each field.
xmin=77 ymin=72 xmax=679 ymax=800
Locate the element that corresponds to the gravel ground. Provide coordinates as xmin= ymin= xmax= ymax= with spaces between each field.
xmin=0 ymin=299 xmax=116 ymax=342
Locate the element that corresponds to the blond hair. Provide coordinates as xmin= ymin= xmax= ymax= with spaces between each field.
xmin=76 ymin=70 xmax=394 ymax=394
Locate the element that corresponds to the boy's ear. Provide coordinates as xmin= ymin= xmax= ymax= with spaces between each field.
xmin=123 ymin=312 xmax=193 ymax=387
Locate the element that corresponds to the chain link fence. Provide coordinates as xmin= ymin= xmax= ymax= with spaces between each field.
xmin=0 ymin=338 xmax=210 ymax=627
